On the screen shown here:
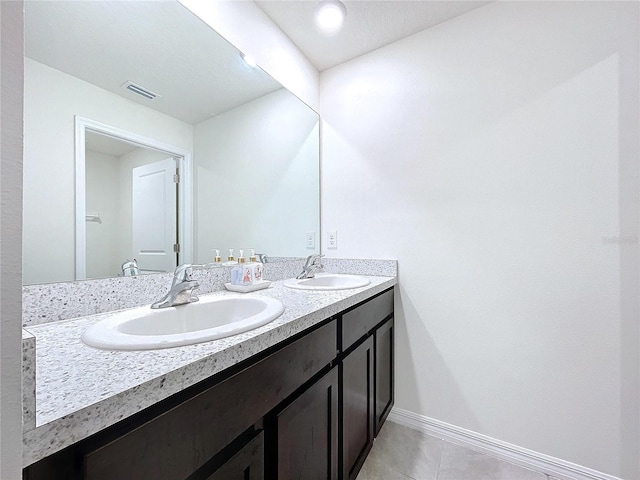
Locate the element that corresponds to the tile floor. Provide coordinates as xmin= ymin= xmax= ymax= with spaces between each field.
xmin=356 ymin=421 xmax=564 ymax=480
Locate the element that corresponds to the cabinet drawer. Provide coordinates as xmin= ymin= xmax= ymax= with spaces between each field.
xmin=84 ymin=320 xmax=337 ymax=480
xmin=342 ymin=289 xmax=393 ymax=351
xmin=206 ymin=431 xmax=264 ymax=480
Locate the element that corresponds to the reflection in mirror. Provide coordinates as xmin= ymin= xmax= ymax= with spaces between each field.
xmin=80 ymin=121 xmax=193 ymax=281
xmin=195 ymin=88 xmax=319 ymax=265
xmin=23 ymin=1 xmax=320 ymax=285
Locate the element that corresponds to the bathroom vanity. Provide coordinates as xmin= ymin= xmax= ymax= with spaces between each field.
xmin=22 ymin=264 xmax=396 ymax=480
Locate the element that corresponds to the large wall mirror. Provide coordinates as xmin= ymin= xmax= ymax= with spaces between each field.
xmin=23 ymin=1 xmax=320 ymax=285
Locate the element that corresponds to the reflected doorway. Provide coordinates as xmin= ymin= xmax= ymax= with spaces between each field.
xmin=76 ymin=117 xmax=192 ymax=280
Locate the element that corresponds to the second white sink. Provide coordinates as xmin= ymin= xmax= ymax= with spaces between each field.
xmin=81 ymin=295 xmax=284 ymax=350
xmin=284 ymin=273 xmax=370 ymax=291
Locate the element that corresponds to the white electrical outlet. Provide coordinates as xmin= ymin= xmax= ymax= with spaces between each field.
xmin=306 ymin=232 xmax=316 ymax=249
xmin=327 ymin=230 xmax=337 ymax=249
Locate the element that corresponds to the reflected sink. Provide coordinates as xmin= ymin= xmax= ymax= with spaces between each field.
xmin=283 ymin=273 xmax=370 ymax=291
xmin=81 ymin=295 xmax=284 ymax=350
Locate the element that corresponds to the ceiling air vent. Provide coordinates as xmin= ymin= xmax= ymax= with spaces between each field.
xmin=121 ymin=81 xmax=161 ymax=100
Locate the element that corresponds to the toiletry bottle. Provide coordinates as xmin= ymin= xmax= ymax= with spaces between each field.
xmin=249 ymin=248 xmax=263 ymax=283
xmin=223 ymin=248 xmax=237 ymax=266
xmin=237 ymin=250 xmax=253 ymax=285
xmin=231 ymin=263 xmax=242 ymax=285
xmin=212 ymin=249 xmax=222 ymax=264
xmin=231 ymin=251 xmax=245 ymax=285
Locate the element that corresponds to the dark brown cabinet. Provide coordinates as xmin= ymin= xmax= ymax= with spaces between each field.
xmin=339 ymin=289 xmax=394 ymax=480
xmin=342 ymin=336 xmax=374 ymax=480
xmin=341 ymin=289 xmax=393 ymax=351
xmin=375 ymin=318 xmax=394 ymax=435
xmin=206 ymin=431 xmax=264 ymax=480
xmin=82 ymin=321 xmax=337 ymax=480
xmin=274 ymin=367 xmax=339 ymax=480
xmin=24 ymin=287 xmax=394 ymax=480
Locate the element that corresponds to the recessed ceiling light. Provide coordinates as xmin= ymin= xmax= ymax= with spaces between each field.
xmin=314 ymin=0 xmax=347 ymax=34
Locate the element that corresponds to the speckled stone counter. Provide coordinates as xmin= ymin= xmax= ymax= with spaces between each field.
xmin=22 ymin=329 xmax=36 ymax=432
xmin=22 ymin=261 xmax=396 ymax=467
xmin=22 ymin=258 xmax=310 ymax=327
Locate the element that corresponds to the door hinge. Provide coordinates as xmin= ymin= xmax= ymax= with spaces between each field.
xmin=173 ymin=173 xmax=180 ymax=184
xmin=173 ymin=243 xmax=180 ymax=253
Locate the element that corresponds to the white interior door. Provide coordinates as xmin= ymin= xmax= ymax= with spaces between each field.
xmin=132 ymin=157 xmax=177 ymax=273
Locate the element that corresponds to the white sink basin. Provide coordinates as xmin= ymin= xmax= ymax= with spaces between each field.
xmin=81 ymin=295 xmax=284 ymax=350
xmin=283 ymin=273 xmax=370 ymax=291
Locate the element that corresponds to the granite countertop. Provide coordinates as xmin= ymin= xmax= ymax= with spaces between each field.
xmin=23 ymin=274 xmax=397 ymax=467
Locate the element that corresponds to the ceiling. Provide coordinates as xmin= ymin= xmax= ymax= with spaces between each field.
xmin=25 ymin=1 xmax=281 ymax=125
xmin=255 ymin=1 xmax=492 ymax=71
xmin=24 ymin=0 xmax=492 ymax=124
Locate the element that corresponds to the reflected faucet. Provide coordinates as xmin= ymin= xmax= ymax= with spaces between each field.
xmin=121 ymin=259 xmax=139 ymax=277
xmin=151 ymin=264 xmax=200 ymax=309
xmin=296 ymin=254 xmax=324 ymax=279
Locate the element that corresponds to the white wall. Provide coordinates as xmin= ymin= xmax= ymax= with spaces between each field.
xmin=320 ymin=1 xmax=639 ymax=478
xmin=179 ymin=0 xmax=319 ymax=110
xmin=194 ymin=88 xmax=319 ymax=261
xmin=0 ymin=1 xmax=23 ymax=477
xmin=23 ymin=59 xmax=193 ymax=284
xmin=85 ymin=150 xmax=121 ymax=278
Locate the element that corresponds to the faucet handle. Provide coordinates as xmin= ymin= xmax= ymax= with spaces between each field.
xmin=173 ymin=264 xmax=193 ymax=282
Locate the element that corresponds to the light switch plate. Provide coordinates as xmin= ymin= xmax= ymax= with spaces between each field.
xmin=327 ymin=231 xmax=337 ymax=249
xmin=306 ymin=232 xmax=316 ymax=249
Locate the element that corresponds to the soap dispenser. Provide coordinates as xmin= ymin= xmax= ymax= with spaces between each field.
xmin=230 ymin=250 xmax=244 ymax=285
xmin=248 ymin=248 xmax=263 ymax=283
xmin=223 ymin=248 xmax=237 ymax=266
xmin=238 ymin=250 xmax=253 ymax=285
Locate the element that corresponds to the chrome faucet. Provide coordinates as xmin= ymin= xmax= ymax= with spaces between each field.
xmin=151 ymin=264 xmax=200 ymax=309
xmin=296 ymin=254 xmax=324 ymax=279
xmin=121 ymin=258 xmax=139 ymax=277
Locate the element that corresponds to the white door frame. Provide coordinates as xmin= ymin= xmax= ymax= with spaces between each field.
xmin=75 ymin=116 xmax=193 ymax=280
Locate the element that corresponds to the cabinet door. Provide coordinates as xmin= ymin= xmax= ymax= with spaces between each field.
xmin=206 ymin=431 xmax=264 ymax=480
xmin=276 ymin=367 xmax=339 ymax=480
xmin=342 ymin=336 xmax=374 ymax=480
xmin=375 ymin=318 xmax=394 ymax=435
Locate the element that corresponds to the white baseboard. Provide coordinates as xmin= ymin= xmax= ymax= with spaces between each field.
xmin=387 ymin=407 xmax=622 ymax=480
